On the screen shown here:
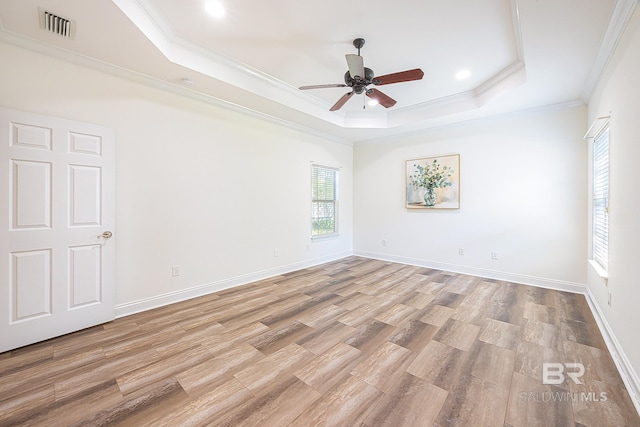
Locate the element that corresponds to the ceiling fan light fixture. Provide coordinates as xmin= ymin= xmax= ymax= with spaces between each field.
xmin=204 ymin=0 xmax=225 ymax=18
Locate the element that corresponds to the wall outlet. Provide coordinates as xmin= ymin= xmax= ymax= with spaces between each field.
xmin=458 ymin=248 xmax=464 ymax=255
xmin=608 ymin=291 xmax=612 ymax=307
xmin=171 ymin=265 xmax=181 ymax=277
xmin=382 ymin=239 xmax=388 ymax=246
xmin=273 ymin=249 xmax=278 ymax=257
xmin=491 ymin=251 xmax=499 ymax=260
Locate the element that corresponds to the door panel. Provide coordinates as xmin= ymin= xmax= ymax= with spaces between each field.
xmin=69 ymin=165 xmax=102 ymax=226
xmin=11 ymin=249 xmax=52 ymax=320
xmin=69 ymin=244 xmax=102 ymax=308
xmin=11 ymin=160 xmax=52 ymax=229
xmin=69 ymin=132 xmax=102 ymax=155
xmin=0 ymin=107 xmax=115 ymax=352
xmin=11 ymin=122 xmax=52 ymax=150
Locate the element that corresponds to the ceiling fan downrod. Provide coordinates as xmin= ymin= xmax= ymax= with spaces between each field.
xmin=353 ymin=38 xmax=365 ymax=56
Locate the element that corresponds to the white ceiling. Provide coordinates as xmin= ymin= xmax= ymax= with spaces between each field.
xmin=0 ymin=0 xmax=631 ymax=143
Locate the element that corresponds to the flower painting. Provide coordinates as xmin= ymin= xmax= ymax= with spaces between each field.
xmin=406 ymin=154 xmax=460 ymax=209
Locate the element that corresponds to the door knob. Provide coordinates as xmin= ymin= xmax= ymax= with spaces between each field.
xmin=100 ymin=231 xmax=113 ymax=239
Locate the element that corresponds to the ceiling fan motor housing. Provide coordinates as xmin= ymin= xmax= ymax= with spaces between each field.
xmin=344 ymin=67 xmax=375 ymax=89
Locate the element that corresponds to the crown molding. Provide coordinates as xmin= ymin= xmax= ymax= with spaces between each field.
xmin=0 ymin=22 xmax=353 ymax=146
xmin=0 ymin=0 xmax=535 ymax=142
xmin=355 ymin=100 xmax=585 ymax=146
xmin=581 ymin=0 xmax=639 ymax=102
xmin=112 ymin=0 xmax=345 ymax=126
xmin=112 ymin=0 xmax=527 ymax=130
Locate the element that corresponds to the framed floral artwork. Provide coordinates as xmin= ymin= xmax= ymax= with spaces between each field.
xmin=406 ymin=154 xmax=460 ymax=209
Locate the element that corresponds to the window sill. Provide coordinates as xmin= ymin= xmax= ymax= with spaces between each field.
xmin=311 ymin=233 xmax=340 ymax=242
xmin=588 ymin=259 xmax=609 ymax=282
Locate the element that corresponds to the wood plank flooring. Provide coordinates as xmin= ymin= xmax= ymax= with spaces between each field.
xmin=1 ymin=257 xmax=638 ymax=426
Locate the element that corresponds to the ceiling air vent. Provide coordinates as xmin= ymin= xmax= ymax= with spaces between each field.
xmin=39 ymin=8 xmax=74 ymax=39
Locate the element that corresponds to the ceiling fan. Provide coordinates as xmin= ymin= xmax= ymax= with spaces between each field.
xmin=299 ymin=38 xmax=424 ymax=111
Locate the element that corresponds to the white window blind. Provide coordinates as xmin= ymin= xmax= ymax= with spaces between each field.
xmin=592 ymin=126 xmax=609 ymax=271
xmin=311 ymin=164 xmax=338 ymax=237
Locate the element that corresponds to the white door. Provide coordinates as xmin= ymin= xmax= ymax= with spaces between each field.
xmin=0 ymin=107 xmax=115 ymax=352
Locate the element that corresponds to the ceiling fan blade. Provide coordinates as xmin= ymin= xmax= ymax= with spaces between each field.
xmin=366 ymin=89 xmax=397 ymax=108
xmin=345 ymin=54 xmax=365 ymax=79
xmin=330 ymin=91 xmax=355 ymax=111
xmin=372 ymin=68 xmax=424 ymax=85
xmin=299 ymin=84 xmax=348 ymax=90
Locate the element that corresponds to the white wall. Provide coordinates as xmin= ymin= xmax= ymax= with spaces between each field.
xmin=353 ymin=106 xmax=588 ymax=289
xmin=586 ymin=7 xmax=640 ymax=392
xmin=0 ymin=42 xmax=353 ymax=311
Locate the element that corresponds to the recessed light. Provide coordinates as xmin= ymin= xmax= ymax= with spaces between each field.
xmin=368 ymin=99 xmax=379 ymax=107
xmin=455 ymin=69 xmax=471 ymax=80
xmin=204 ymin=0 xmax=225 ymax=18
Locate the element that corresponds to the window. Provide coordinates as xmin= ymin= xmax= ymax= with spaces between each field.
xmin=311 ymin=164 xmax=338 ymax=237
xmin=592 ymin=125 xmax=609 ymax=271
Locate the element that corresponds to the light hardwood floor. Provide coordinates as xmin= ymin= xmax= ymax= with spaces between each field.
xmin=1 ymin=257 xmax=638 ymax=426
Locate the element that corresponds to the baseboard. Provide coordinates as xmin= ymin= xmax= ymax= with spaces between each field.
xmin=585 ymin=287 xmax=640 ymax=416
xmin=114 ymin=248 xmax=639 ymax=416
xmin=115 ymin=250 xmax=353 ymax=318
xmin=117 ymin=249 xmax=585 ymax=319
xmin=353 ymin=250 xmax=586 ymax=294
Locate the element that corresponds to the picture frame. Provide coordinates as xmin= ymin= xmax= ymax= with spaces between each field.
xmin=406 ymin=154 xmax=460 ymax=209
